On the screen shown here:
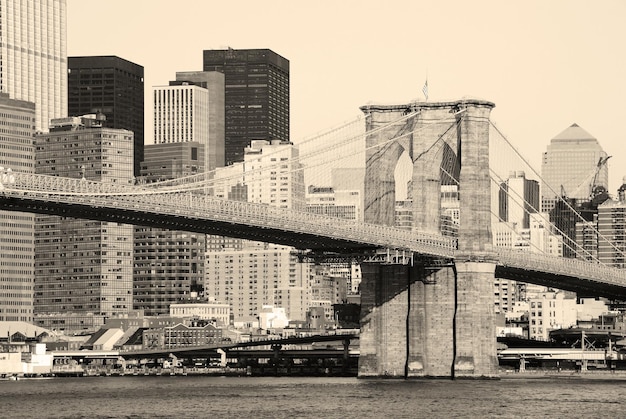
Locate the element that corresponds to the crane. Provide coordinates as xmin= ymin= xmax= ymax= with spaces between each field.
xmin=560 ymin=156 xmax=611 ymax=200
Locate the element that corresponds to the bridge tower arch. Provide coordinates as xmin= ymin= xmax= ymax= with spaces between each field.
xmin=359 ymin=99 xmax=498 ymax=378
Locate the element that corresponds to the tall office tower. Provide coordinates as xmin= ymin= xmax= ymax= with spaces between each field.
xmin=173 ymin=71 xmax=225 ymax=171
xmin=0 ymin=93 xmax=36 ymax=322
xmin=498 ymin=171 xmax=540 ymax=229
xmin=67 ymin=56 xmax=144 ymax=176
xmin=134 ymin=142 xmax=207 ymax=316
xmin=203 ymin=48 xmax=289 ymax=166
xmin=541 ymin=123 xmax=609 ymax=213
xmin=34 ymin=116 xmax=134 ymax=332
xmin=0 ymin=0 xmax=67 ymax=132
xmin=153 ymin=80 xmax=218 ymax=170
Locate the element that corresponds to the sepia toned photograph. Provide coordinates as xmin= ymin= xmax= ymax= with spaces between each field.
xmin=0 ymin=1 xmax=625 ymax=417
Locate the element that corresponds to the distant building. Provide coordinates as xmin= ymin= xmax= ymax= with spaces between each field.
xmin=153 ymin=72 xmax=224 ymax=172
xmin=0 ymin=94 xmax=36 ymax=322
xmin=205 ymin=242 xmax=308 ymax=323
xmin=498 ymin=171 xmax=539 ymax=229
xmin=243 ymin=139 xmax=305 ymax=209
xmin=541 ymin=123 xmax=609 ymax=213
xmin=173 ymin=71 xmax=225 ymax=171
xmin=169 ymin=298 xmax=230 ymax=326
xmin=34 ymin=116 xmax=134 ymax=330
xmin=68 ymin=56 xmax=144 ymax=176
xmin=585 ymin=179 xmax=626 ymax=268
xmin=203 ymin=48 xmax=289 ymax=165
xmin=528 ymin=291 xmax=608 ymax=341
xmin=258 ymin=305 xmax=289 ymax=329
xmin=143 ymin=322 xmax=223 ymax=350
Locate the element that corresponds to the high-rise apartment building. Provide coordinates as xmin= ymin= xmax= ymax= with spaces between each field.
xmin=134 ymin=142 xmax=207 ymax=316
xmin=0 ymin=93 xmax=36 ymax=322
xmin=203 ymin=48 xmax=289 ymax=165
xmin=541 ymin=123 xmax=609 ymax=213
xmin=0 ymin=0 xmax=67 ymax=132
xmin=243 ymin=139 xmax=305 ymax=209
xmin=34 ymin=116 xmax=134 ymax=332
xmin=67 ymin=56 xmax=144 ymax=176
xmin=205 ymin=139 xmax=308 ymax=323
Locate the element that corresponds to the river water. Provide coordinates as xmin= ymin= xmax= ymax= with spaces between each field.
xmin=1 ymin=375 xmax=624 ymax=418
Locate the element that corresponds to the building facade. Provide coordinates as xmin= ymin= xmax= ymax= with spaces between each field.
xmin=169 ymin=300 xmax=230 ymax=326
xmin=203 ymin=48 xmax=289 ymax=165
xmin=498 ymin=171 xmax=540 ymax=229
xmin=0 ymin=94 xmax=36 ymax=322
xmin=34 ymin=116 xmax=134 ymax=330
xmin=0 ymin=0 xmax=67 ymax=132
xmin=153 ymin=83 xmax=209 ymax=148
xmin=541 ymin=123 xmax=609 ymax=213
xmin=205 ymin=242 xmax=305 ymax=323
xmin=243 ymin=139 xmax=305 ymax=210
xmin=67 ymin=56 xmax=144 ymax=176
xmin=173 ymin=71 xmax=225 ymax=171
xmin=134 ymin=142 xmax=207 ymax=316
xmin=585 ymin=181 xmax=626 ymax=268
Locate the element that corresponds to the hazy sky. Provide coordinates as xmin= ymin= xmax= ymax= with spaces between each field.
xmin=67 ymin=0 xmax=626 ymax=192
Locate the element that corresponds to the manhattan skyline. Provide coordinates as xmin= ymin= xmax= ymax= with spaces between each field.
xmin=66 ymin=0 xmax=626 ymax=192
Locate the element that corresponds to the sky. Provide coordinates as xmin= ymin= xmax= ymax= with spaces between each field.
xmin=67 ymin=0 xmax=626 ymax=193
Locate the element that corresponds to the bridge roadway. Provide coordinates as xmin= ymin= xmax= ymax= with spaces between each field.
xmin=2 ymin=172 xmax=626 ymax=299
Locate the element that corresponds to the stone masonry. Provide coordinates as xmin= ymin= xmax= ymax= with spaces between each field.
xmin=359 ymin=99 xmax=498 ymax=378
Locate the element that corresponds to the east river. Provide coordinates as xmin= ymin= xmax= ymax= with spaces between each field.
xmin=1 ymin=375 xmax=625 ymax=418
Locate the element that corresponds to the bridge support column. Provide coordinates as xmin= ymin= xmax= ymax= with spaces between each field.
xmin=359 ymin=263 xmax=410 ymax=377
xmin=359 ymin=262 xmax=457 ymax=378
xmin=406 ymin=265 xmax=456 ymax=378
xmin=453 ymin=261 xmax=498 ymax=378
xmin=358 ymin=261 xmax=498 ymax=378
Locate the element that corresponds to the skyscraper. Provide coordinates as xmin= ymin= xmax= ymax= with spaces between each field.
xmin=541 ymin=123 xmax=609 ymax=213
xmin=34 ymin=116 xmax=134 ymax=332
xmin=68 ymin=56 xmax=144 ymax=176
xmin=0 ymin=94 xmax=36 ymax=322
xmin=153 ymin=71 xmax=225 ymax=172
xmin=0 ymin=0 xmax=66 ymax=322
xmin=174 ymin=71 xmax=225 ymax=171
xmin=203 ymin=48 xmax=289 ymax=165
xmin=0 ymin=0 xmax=67 ymax=132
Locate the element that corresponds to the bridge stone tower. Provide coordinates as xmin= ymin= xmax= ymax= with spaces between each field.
xmin=359 ymin=99 xmax=498 ymax=378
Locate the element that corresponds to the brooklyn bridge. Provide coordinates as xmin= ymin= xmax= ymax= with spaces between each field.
xmin=1 ymin=99 xmax=624 ymax=378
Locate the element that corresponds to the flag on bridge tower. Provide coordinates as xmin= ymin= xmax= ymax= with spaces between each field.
xmin=422 ymin=79 xmax=429 ymax=101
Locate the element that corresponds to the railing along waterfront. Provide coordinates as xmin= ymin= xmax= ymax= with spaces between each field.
xmin=2 ymin=172 xmax=457 ymax=257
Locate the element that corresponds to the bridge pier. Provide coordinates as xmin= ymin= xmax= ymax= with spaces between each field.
xmin=359 ymin=260 xmax=497 ymax=379
xmin=360 ymin=99 xmax=498 ymax=379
